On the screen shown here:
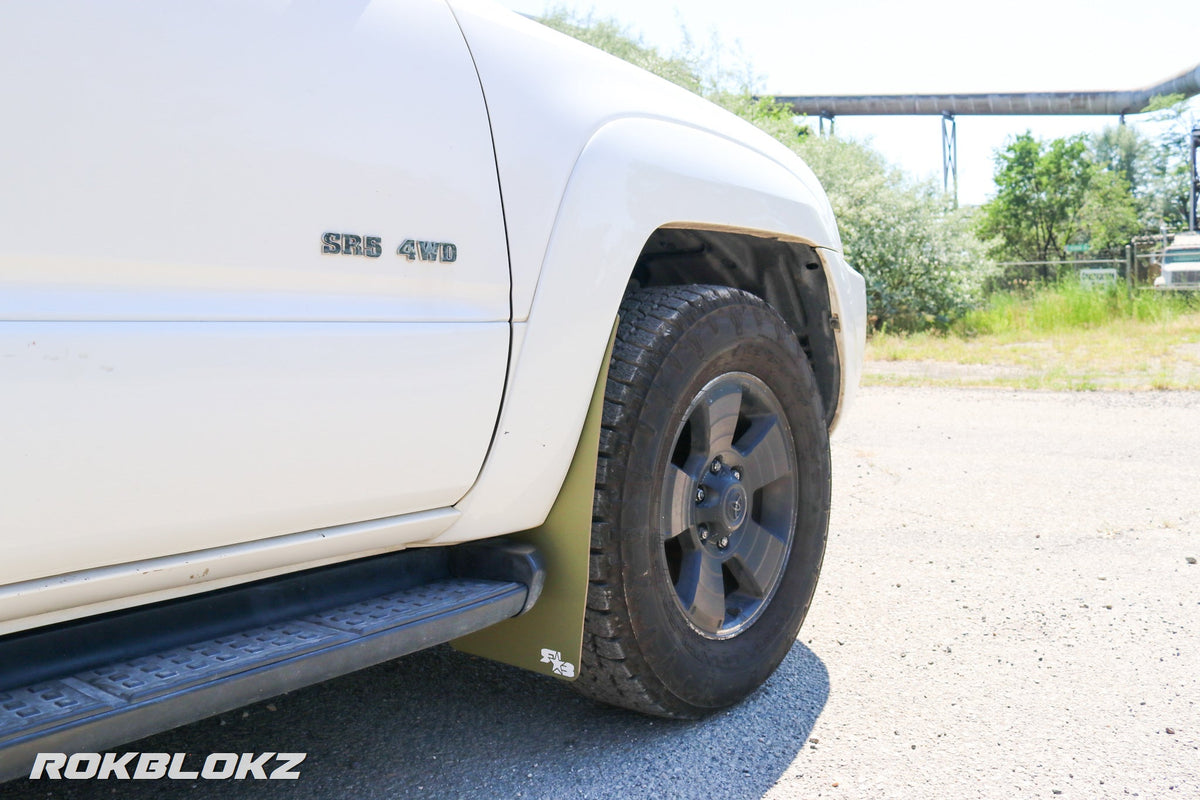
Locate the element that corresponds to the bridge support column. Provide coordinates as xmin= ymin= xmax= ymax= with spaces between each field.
xmin=941 ymin=112 xmax=957 ymax=206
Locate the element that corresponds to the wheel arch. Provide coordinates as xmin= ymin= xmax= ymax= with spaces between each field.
xmin=438 ymin=116 xmax=852 ymax=544
xmin=630 ymin=227 xmax=841 ymax=429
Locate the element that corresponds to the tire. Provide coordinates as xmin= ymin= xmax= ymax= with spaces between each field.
xmin=575 ymin=285 xmax=831 ymax=718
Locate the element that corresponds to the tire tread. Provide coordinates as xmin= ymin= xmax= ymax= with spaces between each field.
xmin=575 ymin=285 xmax=823 ymax=718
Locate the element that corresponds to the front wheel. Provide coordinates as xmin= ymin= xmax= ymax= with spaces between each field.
xmin=575 ymin=285 xmax=831 ymax=718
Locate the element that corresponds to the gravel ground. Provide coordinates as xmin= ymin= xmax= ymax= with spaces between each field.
xmin=5 ymin=387 xmax=1198 ymax=800
xmin=770 ymin=387 xmax=1200 ymax=799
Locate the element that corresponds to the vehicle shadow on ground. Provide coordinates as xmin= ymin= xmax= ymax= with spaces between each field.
xmin=5 ymin=643 xmax=828 ymax=800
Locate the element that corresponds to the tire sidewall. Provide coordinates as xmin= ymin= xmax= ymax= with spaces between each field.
xmin=614 ymin=297 xmax=830 ymax=711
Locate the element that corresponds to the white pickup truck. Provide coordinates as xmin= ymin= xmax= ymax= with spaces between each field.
xmin=0 ymin=0 xmax=865 ymax=778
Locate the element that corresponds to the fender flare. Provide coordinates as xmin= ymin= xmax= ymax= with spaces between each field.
xmin=438 ymin=116 xmax=847 ymax=543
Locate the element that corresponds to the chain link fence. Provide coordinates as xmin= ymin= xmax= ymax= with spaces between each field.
xmin=989 ymin=249 xmax=1171 ymax=290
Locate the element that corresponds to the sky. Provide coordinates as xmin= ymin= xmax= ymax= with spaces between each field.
xmin=495 ymin=0 xmax=1200 ymax=206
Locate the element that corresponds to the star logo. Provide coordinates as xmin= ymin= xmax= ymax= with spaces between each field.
xmin=538 ymin=648 xmax=576 ymax=678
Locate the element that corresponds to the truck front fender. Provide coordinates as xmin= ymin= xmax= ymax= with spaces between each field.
xmin=438 ymin=116 xmax=845 ymax=543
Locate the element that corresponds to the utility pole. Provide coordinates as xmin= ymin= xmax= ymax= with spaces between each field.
xmin=1190 ymin=125 xmax=1199 ymax=232
xmin=1126 ymin=243 xmax=1135 ymax=299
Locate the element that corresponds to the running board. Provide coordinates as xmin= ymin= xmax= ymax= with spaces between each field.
xmin=0 ymin=543 xmax=542 ymax=781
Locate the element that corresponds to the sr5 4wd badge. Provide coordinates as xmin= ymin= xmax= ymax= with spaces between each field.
xmin=320 ymin=232 xmax=457 ymax=262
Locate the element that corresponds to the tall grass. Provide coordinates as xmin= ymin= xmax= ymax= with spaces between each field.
xmin=867 ymin=278 xmax=1200 ymax=390
xmin=954 ymin=281 xmax=1198 ymax=337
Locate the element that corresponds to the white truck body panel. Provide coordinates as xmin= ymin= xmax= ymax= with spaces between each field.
xmin=1 ymin=0 xmax=510 ymax=593
xmin=1 ymin=0 xmax=511 ymax=323
xmin=0 ymin=0 xmax=865 ymax=635
xmin=0 ymin=322 xmax=506 ymax=587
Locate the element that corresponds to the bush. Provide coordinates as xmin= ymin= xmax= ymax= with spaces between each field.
xmin=797 ymin=137 xmax=992 ymax=331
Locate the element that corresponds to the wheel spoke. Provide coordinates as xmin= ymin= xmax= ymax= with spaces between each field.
xmin=737 ymin=415 xmax=791 ymax=492
xmin=725 ymin=522 xmax=787 ymax=599
xmin=698 ymin=383 xmax=743 ymax=457
xmin=674 ymin=551 xmax=726 ymax=632
xmin=662 ymin=465 xmax=695 ymax=540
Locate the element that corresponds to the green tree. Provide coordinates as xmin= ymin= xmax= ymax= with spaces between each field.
xmin=1092 ymin=123 xmax=1145 ymax=198
xmin=1139 ymin=94 xmax=1194 ymax=232
xmin=978 ymin=133 xmax=1094 ymax=263
xmin=1091 ymin=103 xmax=1194 ymax=237
xmin=1076 ymin=169 xmax=1140 ymax=254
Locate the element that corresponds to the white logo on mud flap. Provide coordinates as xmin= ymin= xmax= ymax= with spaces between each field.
xmin=539 ymin=648 xmax=576 ymax=678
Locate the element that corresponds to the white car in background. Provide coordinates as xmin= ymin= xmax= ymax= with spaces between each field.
xmin=0 ymin=0 xmax=865 ymax=778
xmin=1154 ymin=231 xmax=1200 ymax=289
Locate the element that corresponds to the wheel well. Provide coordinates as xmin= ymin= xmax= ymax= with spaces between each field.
xmin=626 ymin=227 xmax=842 ymax=428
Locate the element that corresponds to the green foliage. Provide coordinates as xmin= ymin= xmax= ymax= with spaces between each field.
xmin=977 ymin=132 xmax=1096 ymax=263
xmin=956 ymin=278 xmax=1197 ymax=337
xmin=978 ymin=126 xmax=1154 ymax=271
xmin=1142 ymin=92 xmax=1187 ymax=115
xmin=1092 ymin=100 xmax=1193 ymax=235
xmin=1092 ymin=124 xmax=1144 ymax=198
xmin=1077 ymin=169 xmax=1140 ymax=253
xmin=709 ymin=92 xmax=808 ymax=144
xmin=1140 ymin=94 xmax=1194 ymax=231
xmin=538 ymin=10 xmax=991 ymax=332
xmin=797 ymin=136 xmax=991 ymax=330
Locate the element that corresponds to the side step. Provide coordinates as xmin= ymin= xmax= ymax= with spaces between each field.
xmin=0 ymin=542 xmax=543 ymax=781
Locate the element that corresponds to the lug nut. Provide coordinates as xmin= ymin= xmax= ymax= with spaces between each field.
xmin=731 ymin=468 xmax=742 ymax=481
xmin=717 ymin=535 xmax=730 ymax=549
xmin=710 ymin=458 xmax=722 ymax=474
xmin=695 ymin=486 xmax=706 ymax=503
xmin=698 ymin=524 xmax=709 ymax=542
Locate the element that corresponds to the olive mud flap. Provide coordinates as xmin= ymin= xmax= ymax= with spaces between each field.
xmin=452 ymin=320 xmax=617 ymax=681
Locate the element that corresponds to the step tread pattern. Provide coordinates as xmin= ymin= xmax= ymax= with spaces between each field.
xmin=76 ymin=620 xmax=345 ymax=703
xmin=309 ymin=580 xmax=499 ymax=634
xmin=0 ymin=577 xmax=517 ymax=744
xmin=0 ymin=684 xmax=107 ymax=738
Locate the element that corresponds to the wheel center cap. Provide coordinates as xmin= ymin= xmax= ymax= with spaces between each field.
xmin=721 ymin=484 xmax=748 ymax=529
